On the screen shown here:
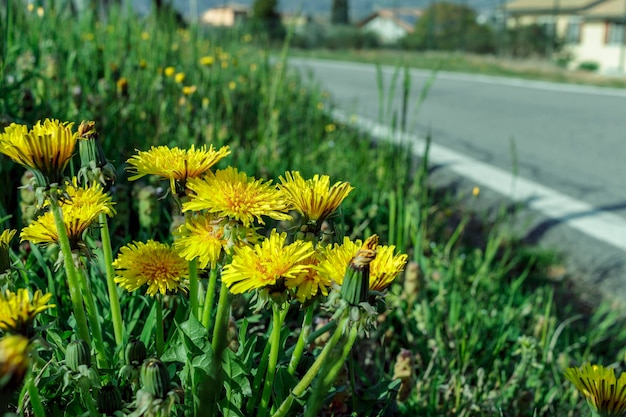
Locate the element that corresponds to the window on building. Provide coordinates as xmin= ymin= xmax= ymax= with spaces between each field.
xmin=565 ymin=18 xmax=581 ymax=43
xmin=607 ymin=22 xmax=625 ymax=45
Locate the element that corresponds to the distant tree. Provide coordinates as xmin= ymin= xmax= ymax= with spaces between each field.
xmin=406 ymin=2 xmax=495 ymax=53
xmin=252 ymin=0 xmax=284 ymax=39
xmin=331 ymin=0 xmax=349 ymax=25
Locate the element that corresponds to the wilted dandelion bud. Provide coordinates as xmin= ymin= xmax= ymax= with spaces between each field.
xmin=141 ymin=358 xmax=170 ymax=399
xmin=392 ymin=349 xmax=414 ymax=402
xmin=340 ymin=235 xmax=378 ymax=306
xmin=125 ymin=339 xmax=147 ymax=367
xmin=98 ymin=384 xmax=123 ymax=415
xmin=227 ymin=316 xmax=239 ymax=352
xmin=66 ymin=339 xmax=91 ymax=372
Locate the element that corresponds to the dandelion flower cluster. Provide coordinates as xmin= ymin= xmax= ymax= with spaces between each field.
xmin=113 ymin=240 xmax=188 ymax=296
xmin=565 ymin=363 xmax=626 ymax=417
xmin=0 ymin=289 xmax=55 ymax=336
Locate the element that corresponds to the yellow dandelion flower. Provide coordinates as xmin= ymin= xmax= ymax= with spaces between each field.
xmin=141 ymin=31 xmax=150 ymax=40
xmin=472 ymin=186 xmax=480 ymax=197
xmin=174 ymin=215 xmax=225 ymax=269
xmin=242 ymin=34 xmax=252 ymax=43
xmin=174 ymin=72 xmax=185 ymax=83
xmin=20 ymin=181 xmax=115 ymax=248
xmin=0 ymin=335 xmax=30 ymax=389
xmin=183 ymin=167 xmax=291 ymax=227
xmin=139 ymin=59 xmax=147 ymax=69
xmin=200 ymin=56 xmax=214 ymax=67
xmin=325 ymin=123 xmax=336 ymax=133
xmin=0 ymin=289 xmax=55 ymax=336
xmin=250 ymin=63 xmax=258 ymax=72
xmin=228 ymin=81 xmax=236 ymax=90
xmin=565 ymin=363 xmax=626 ymax=417
xmin=317 ymin=237 xmax=406 ymax=292
xmin=278 ymin=171 xmax=353 ymax=224
xmin=36 ymin=6 xmax=44 ymax=17
xmin=164 ymin=66 xmax=175 ymax=77
xmin=27 ymin=3 xmax=34 ymax=12
xmin=369 ymin=245 xmax=407 ymax=292
xmin=113 ymin=240 xmax=188 ymax=296
xmin=116 ymin=77 xmax=129 ymax=95
xmin=126 ymin=145 xmax=231 ymax=193
xmin=0 ymin=119 xmax=77 ymax=186
xmin=182 ymin=85 xmax=197 ymax=95
xmin=285 ymin=253 xmax=332 ymax=303
xmin=221 ymin=230 xmax=315 ymax=294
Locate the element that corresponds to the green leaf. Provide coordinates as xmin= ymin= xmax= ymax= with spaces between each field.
xmin=272 ymin=365 xmax=298 ymax=406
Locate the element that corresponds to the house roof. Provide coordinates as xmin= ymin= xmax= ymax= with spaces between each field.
xmin=356 ymin=8 xmax=422 ymax=33
xmin=203 ymin=2 xmax=250 ymax=13
xmin=582 ymin=0 xmax=626 ymax=18
xmin=504 ymin=0 xmax=604 ymax=14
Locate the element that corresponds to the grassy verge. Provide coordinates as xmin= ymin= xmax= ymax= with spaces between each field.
xmin=288 ymin=48 xmax=626 ymax=89
xmin=0 ymin=4 xmax=624 ymax=416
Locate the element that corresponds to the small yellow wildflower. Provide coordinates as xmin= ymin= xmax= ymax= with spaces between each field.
xmin=183 ymin=167 xmax=291 ymax=227
xmin=116 ymin=77 xmax=129 ymax=95
xmin=278 ymin=171 xmax=353 ymax=225
xmin=0 ymin=289 xmax=55 ymax=336
xmin=369 ymin=244 xmax=408 ymax=292
xmin=200 ymin=56 xmax=214 ymax=67
xmin=20 ymin=180 xmax=115 ymax=249
xmin=0 ymin=335 xmax=30 ymax=390
xmin=0 ymin=119 xmax=77 ymax=186
xmin=174 ymin=214 xmax=232 ymax=269
xmin=228 ymin=81 xmax=236 ymax=90
xmin=113 ymin=240 xmax=188 ymax=296
xmin=139 ymin=59 xmax=147 ymax=69
xmin=250 ymin=63 xmax=258 ymax=72
xmin=472 ymin=186 xmax=480 ymax=197
xmin=182 ymin=85 xmax=197 ymax=95
xmin=164 ymin=66 xmax=175 ymax=77
xmin=174 ymin=72 xmax=185 ymax=84
xmin=126 ymin=144 xmax=231 ymax=193
xmin=221 ymin=230 xmax=315 ymax=294
xmin=285 ymin=253 xmax=332 ymax=303
xmin=242 ymin=34 xmax=252 ymax=43
xmin=141 ymin=31 xmax=150 ymax=40
xmin=37 ymin=7 xmax=44 ymax=17
xmin=82 ymin=33 xmax=95 ymax=41
xmin=565 ymin=363 xmax=626 ymax=417
xmin=0 ymin=229 xmax=15 ymax=275
xmin=325 ymin=123 xmax=336 ymax=133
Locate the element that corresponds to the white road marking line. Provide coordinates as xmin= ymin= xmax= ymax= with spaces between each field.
xmin=333 ymin=109 xmax=626 ymax=251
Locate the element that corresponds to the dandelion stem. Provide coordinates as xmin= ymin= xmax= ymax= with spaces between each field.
xmin=78 ymin=266 xmax=108 ymax=368
xmin=304 ymin=325 xmax=359 ymax=417
xmin=202 ymin=266 xmax=218 ymax=329
xmin=49 ymin=196 xmax=90 ymax=344
xmin=288 ymin=304 xmax=314 ymax=375
xmin=188 ymin=258 xmax=199 ymax=318
xmin=99 ymin=213 xmax=124 ymax=350
xmin=206 ymin=280 xmax=231 ymax=417
xmin=271 ymin=310 xmax=348 ymax=417
xmin=25 ymin=373 xmax=45 ymax=417
xmin=155 ymin=296 xmax=164 ymax=357
xmin=258 ymin=304 xmax=289 ymax=417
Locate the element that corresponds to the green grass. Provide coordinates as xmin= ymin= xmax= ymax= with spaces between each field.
xmin=288 ymin=48 xmax=626 ymax=89
xmin=0 ymin=4 xmax=624 ymax=417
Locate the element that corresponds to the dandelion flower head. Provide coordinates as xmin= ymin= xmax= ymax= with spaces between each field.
xmin=278 ymin=171 xmax=353 ymax=224
xmin=113 ymin=240 xmax=188 ymax=296
xmin=126 ymin=144 xmax=231 ymax=193
xmin=285 ymin=253 xmax=332 ymax=303
xmin=0 ymin=289 xmax=55 ymax=336
xmin=183 ymin=166 xmax=291 ymax=227
xmin=565 ymin=363 xmax=626 ymax=417
xmin=0 ymin=335 xmax=30 ymax=389
xmin=0 ymin=119 xmax=77 ymax=186
xmin=221 ymin=230 xmax=315 ymax=294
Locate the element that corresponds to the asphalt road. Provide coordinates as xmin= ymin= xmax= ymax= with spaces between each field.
xmin=287 ymin=57 xmax=626 ymax=304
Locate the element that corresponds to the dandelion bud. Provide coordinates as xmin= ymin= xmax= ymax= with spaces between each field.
xmin=0 ymin=230 xmax=15 ymax=275
xmin=392 ymin=349 xmax=414 ymax=402
xmin=66 ymin=339 xmax=91 ymax=372
xmin=98 ymin=384 xmax=123 ymax=415
xmin=141 ymin=358 xmax=170 ymax=399
xmin=125 ymin=339 xmax=147 ymax=367
xmin=402 ymin=261 xmax=420 ymax=306
xmin=340 ymin=235 xmax=378 ymax=305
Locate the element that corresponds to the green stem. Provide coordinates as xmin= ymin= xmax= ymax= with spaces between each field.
xmin=211 ymin=281 xmax=231 ymax=357
xmin=78 ymin=266 xmax=108 ymax=368
xmin=79 ymin=379 xmax=100 ymax=417
xmin=257 ymin=304 xmax=288 ymax=417
xmin=288 ymin=304 xmax=314 ymax=375
xmin=304 ymin=326 xmax=359 ymax=417
xmin=49 ymin=196 xmax=90 ymax=344
xmin=25 ymin=373 xmax=45 ymax=417
xmin=271 ymin=311 xmax=348 ymax=417
xmin=155 ymin=295 xmax=164 ymax=357
xmin=201 ymin=266 xmax=218 ymax=329
xmin=99 ymin=213 xmax=124 ymax=349
xmin=188 ymin=258 xmax=199 ymax=318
